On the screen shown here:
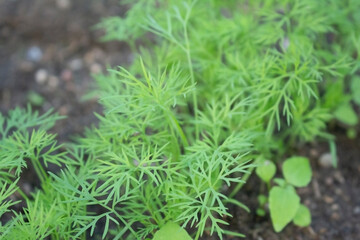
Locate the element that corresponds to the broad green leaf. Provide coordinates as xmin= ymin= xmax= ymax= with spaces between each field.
xmin=269 ymin=186 xmax=300 ymax=232
xmin=283 ymin=157 xmax=312 ymax=187
xmin=333 ymin=102 xmax=358 ymax=126
xmin=153 ymin=222 xmax=192 ymax=240
xmin=293 ymin=204 xmax=311 ymax=227
xmin=351 ymin=76 xmax=360 ymax=105
xmin=273 ymin=178 xmax=286 ymax=187
xmin=256 ymin=160 xmax=276 ymax=183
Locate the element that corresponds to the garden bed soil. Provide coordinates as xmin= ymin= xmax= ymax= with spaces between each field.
xmin=231 ymin=133 xmax=360 ymax=240
xmin=1 ymin=1 xmax=359 ymax=239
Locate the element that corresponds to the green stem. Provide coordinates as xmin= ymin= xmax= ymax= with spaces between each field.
xmin=101 ymin=204 xmax=138 ymax=237
xmin=140 ymin=186 xmax=164 ymax=226
xmin=31 ymin=156 xmax=48 ymax=184
xmin=184 ymin=20 xmax=199 ymax=141
xmin=194 ymin=214 xmax=203 ymax=240
xmin=229 ymin=166 xmax=255 ymax=198
xmin=266 ymin=181 xmax=271 ymax=191
xmin=153 ymin=197 xmax=165 ymax=226
xmin=168 ymin=110 xmax=189 ymax=147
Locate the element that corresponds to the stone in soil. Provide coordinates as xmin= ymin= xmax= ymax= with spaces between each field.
xmin=90 ymin=63 xmax=103 ymax=74
xmin=26 ymin=46 xmax=43 ymax=62
xmin=35 ymin=69 xmax=48 ymax=84
xmin=56 ymin=0 xmax=71 ymax=10
xmin=48 ymin=76 xmax=59 ymax=88
xmin=61 ymin=69 xmax=72 ymax=82
xmin=68 ymin=58 xmax=84 ymax=71
xmin=319 ymin=152 xmax=333 ymax=168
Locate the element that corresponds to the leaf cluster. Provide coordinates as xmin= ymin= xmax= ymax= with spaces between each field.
xmin=1 ymin=0 xmax=360 ymax=239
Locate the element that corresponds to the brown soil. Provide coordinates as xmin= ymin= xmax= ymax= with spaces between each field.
xmin=229 ymin=133 xmax=360 ymax=240
xmin=1 ymin=1 xmax=359 ymax=240
xmin=0 ymin=0 xmax=131 ymax=140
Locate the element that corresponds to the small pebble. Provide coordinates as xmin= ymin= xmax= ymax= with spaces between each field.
xmin=84 ymin=48 xmax=105 ymax=65
xmin=309 ymin=148 xmax=319 ymax=158
xmin=61 ymin=69 xmax=72 ymax=81
xmin=90 ymin=63 xmax=102 ymax=74
xmin=68 ymin=58 xmax=83 ymax=71
xmin=325 ymin=177 xmax=333 ymax=185
xmin=323 ymin=195 xmax=334 ymax=204
xmin=354 ymin=206 xmax=360 ymax=215
xmin=319 ymin=153 xmax=333 ymax=168
xmin=331 ymin=204 xmax=339 ymax=211
xmin=35 ymin=69 xmax=48 ymax=84
xmin=48 ymin=76 xmax=59 ymax=88
xmin=334 ymin=188 xmax=342 ymax=195
xmin=56 ymin=0 xmax=71 ymax=9
xmin=23 ymin=183 xmax=32 ymax=195
xmin=59 ymin=106 xmax=69 ymax=115
xmin=26 ymin=46 xmax=43 ymax=62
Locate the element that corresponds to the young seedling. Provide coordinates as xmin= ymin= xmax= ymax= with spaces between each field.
xmin=256 ymin=157 xmax=312 ymax=232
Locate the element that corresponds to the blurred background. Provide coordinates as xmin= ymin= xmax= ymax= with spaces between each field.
xmin=0 ymin=0 xmax=131 ymax=141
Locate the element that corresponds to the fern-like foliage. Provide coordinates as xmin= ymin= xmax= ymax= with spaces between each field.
xmin=1 ymin=0 xmax=360 ymax=239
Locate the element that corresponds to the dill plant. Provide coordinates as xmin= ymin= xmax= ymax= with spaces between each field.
xmin=1 ymin=0 xmax=360 ymax=239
